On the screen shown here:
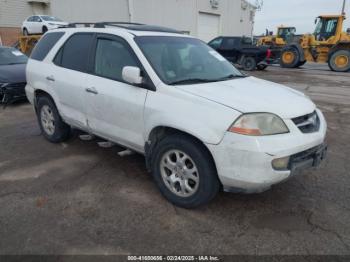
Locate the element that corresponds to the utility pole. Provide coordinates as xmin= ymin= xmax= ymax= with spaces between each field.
xmin=342 ymin=0 xmax=347 ymax=15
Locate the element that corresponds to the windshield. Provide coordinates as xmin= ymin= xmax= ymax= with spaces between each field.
xmin=41 ymin=16 xmax=62 ymax=22
xmin=135 ymin=36 xmax=244 ymax=85
xmin=0 ymin=48 xmax=28 ymax=65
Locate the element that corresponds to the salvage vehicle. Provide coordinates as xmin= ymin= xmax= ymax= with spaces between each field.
xmin=208 ymin=36 xmax=271 ymax=71
xmin=22 ymin=15 xmax=68 ymax=35
xmin=25 ymin=23 xmax=327 ymax=208
xmin=0 ymin=47 xmax=28 ymax=105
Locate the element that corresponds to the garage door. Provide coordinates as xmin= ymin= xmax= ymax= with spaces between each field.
xmin=197 ymin=13 xmax=220 ymax=42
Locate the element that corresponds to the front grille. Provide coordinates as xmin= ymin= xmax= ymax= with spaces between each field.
xmin=292 ymin=111 xmax=320 ymax=133
xmin=288 ymin=144 xmax=327 ymax=171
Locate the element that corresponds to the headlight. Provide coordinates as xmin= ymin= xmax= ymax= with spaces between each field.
xmin=228 ymin=113 xmax=289 ymax=136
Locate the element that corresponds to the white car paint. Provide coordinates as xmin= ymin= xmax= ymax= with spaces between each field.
xmin=25 ymin=27 xmax=327 ymax=193
xmin=22 ymin=15 xmax=68 ymax=35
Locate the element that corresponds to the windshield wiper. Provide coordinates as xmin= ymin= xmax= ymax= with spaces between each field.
xmin=168 ymin=78 xmax=218 ymax=86
xmin=214 ymin=74 xmax=247 ymax=82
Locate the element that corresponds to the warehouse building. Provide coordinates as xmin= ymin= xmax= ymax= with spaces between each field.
xmin=0 ymin=0 xmax=256 ymax=45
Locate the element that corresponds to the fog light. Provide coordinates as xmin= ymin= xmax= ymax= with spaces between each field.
xmin=272 ymin=156 xmax=290 ymax=171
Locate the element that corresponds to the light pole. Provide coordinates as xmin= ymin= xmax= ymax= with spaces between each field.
xmin=342 ymin=0 xmax=347 ymax=15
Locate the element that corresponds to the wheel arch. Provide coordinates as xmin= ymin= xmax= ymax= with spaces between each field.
xmin=34 ymin=89 xmax=56 ymax=112
xmin=144 ymin=126 xmax=218 ymax=176
xmin=328 ymin=42 xmax=350 ymax=61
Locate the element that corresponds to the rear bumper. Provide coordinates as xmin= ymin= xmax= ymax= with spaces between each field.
xmin=206 ymin=109 xmax=327 ymax=193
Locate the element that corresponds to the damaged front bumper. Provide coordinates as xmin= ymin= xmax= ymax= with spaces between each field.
xmin=0 ymin=82 xmax=27 ymax=106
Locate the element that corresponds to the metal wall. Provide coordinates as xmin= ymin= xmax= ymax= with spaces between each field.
xmin=0 ymin=0 xmax=256 ymax=39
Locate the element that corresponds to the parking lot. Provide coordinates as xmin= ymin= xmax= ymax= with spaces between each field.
xmin=0 ymin=64 xmax=349 ymax=255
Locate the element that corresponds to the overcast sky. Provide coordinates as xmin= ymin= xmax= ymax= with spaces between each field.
xmin=254 ymin=0 xmax=350 ymax=35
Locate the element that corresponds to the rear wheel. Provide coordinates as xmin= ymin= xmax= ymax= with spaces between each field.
xmin=151 ymin=134 xmax=220 ymax=209
xmin=328 ymin=50 xmax=350 ymax=72
xmin=37 ymin=96 xmax=70 ymax=143
xmin=280 ymin=47 xmax=300 ymax=68
xmin=241 ymin=57 xmax=257 ymax=71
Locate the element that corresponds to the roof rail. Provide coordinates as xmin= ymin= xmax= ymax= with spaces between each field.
xmin=94 ymin=22 xmax=144 ymax=28
xmin=66 ymin=22 xmax=96 ymax=28
xmin=63 ymin=22 xmax=181 ymax=34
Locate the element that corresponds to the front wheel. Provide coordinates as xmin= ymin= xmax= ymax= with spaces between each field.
xmin=280 ymin=47 xmax=300 ymax=68
xmin=257 ymin=64 xmax=268 ymax=70
xmin=328 ymin=50 xmax=350 ymax=72
xmin=23 ymin=28 xmax=29 ymax=36
xmin=151 ymin=135 xmax=220 ymax=209
xmin=37 ymin=96 xmax=71 ymax=143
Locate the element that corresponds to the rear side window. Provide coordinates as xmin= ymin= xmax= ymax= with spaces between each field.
xmin=221 ymin=38 xmax=237 ymax=50
xmin=55 ymin=33 xmax=94 ymax=72
xmin=31 ymin=32 xmax=65 ymax=61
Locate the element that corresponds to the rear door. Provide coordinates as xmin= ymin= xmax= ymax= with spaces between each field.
xmin=51 ymin=33 xmax=94 ymax=129
xmin=84 ymin=34 xmax=148 ymax=151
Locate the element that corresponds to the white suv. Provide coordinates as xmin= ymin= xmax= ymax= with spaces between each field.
xmin=25 ymin=23 xmax=327 ymax=208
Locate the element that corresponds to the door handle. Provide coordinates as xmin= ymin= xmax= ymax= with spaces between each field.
xmin=85 ymin=87 xmax=98 ymax=95
xmin=46 ymin=76 xmax=55 ymax=82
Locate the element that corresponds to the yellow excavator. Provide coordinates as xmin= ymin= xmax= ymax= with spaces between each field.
xmin=258 ymin=26 xmax=297 ymax=47
xmin=280 ymin=1 xmax=350 ymax=72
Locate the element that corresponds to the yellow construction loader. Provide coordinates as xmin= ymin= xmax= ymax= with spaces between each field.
xmin=258 ymin=26 xmax=297 ymax=47
xmin=280 ymin=14 xmax=350 ymax=72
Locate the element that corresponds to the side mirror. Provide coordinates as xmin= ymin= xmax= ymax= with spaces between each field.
xmin=122 ymin=66 xmax=143 ymax=85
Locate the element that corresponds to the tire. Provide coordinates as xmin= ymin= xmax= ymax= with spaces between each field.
xmin=280 ymin=47 xmax=300 ymax=68
xmin=42 ymin=26 xmax=48 ymax=34
xmin=241 ymin=57 xmax=257 ymax=71
xmin=37 ymin=96 xmax=70 ymax=143
xmin=328 ymin=50 xmax=350 ymax=72
xmin=257 ymin=64 xmax=268 ymax=71
xmin=151 ymin=134 xmax=220 ymax=209
xmin=23 ymin=28 xmax=29 ymax=36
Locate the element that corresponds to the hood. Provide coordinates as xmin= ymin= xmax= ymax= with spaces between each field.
xmin=0 ymin=64 xmax=27 ymax=83
xmin=175 ymin=76 xmax=315 ymax=119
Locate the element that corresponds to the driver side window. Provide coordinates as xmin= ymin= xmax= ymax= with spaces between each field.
xmin=94 ymin=38 xmax=139 ymax=82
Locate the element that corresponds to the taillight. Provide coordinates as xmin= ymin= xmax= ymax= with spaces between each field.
xmin=266 ymin=49 xmax=272 ymax=59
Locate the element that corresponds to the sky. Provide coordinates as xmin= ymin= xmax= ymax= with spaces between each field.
xmin=253 ymin=0 xmax=350 ymax=35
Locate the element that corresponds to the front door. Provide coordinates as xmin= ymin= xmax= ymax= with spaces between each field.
xmin=85 ymin=34 xmax=148 ymax=152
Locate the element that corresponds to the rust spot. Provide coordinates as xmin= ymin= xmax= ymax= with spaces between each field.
xmin=36 ymin=197 xmax=48 ymax=208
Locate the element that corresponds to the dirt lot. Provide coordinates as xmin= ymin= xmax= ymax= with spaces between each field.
xmin=0 ymin=64 xmax=349 ymax=256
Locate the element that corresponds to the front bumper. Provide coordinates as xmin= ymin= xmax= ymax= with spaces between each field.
xmin=206 ymin=109 xmax=327 ymax=193
xmin=0 ymin=83 xmax=27 ymax=105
